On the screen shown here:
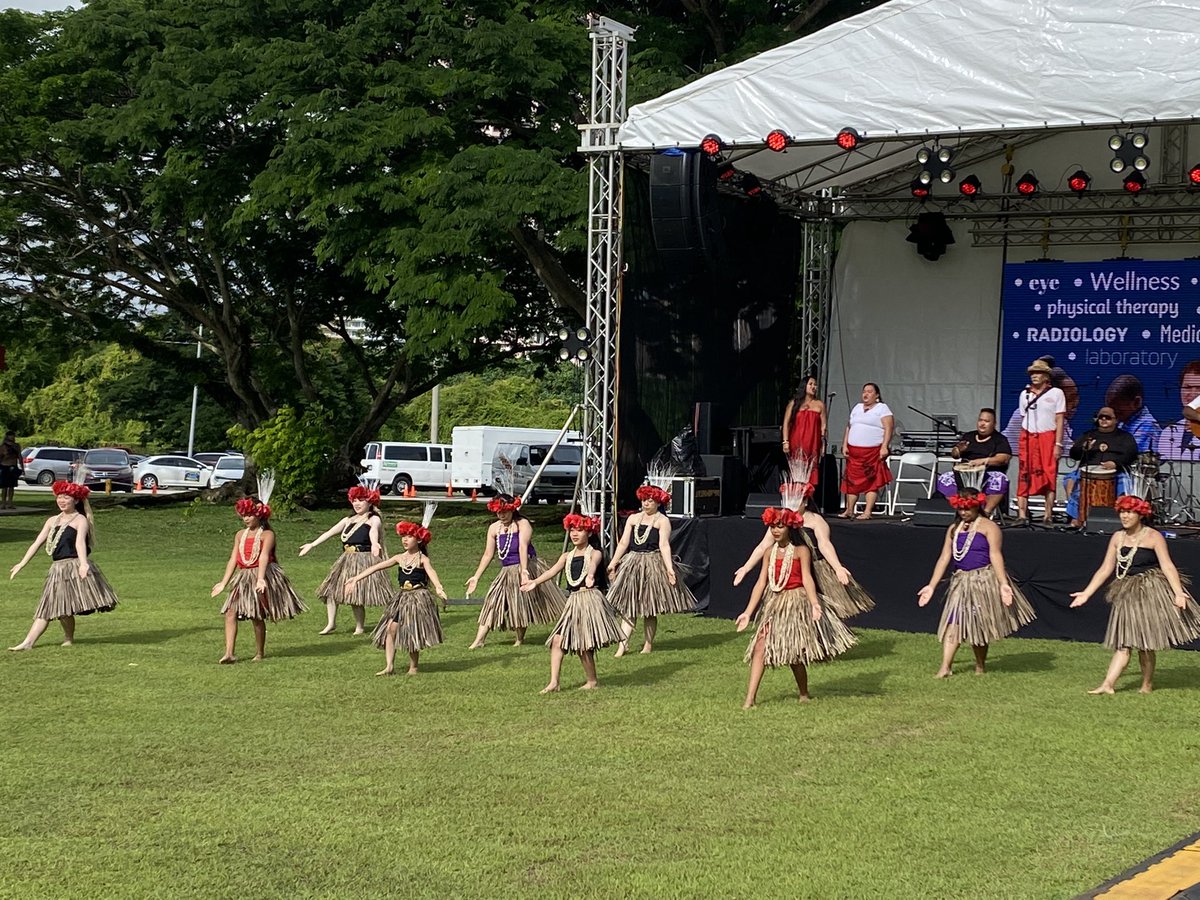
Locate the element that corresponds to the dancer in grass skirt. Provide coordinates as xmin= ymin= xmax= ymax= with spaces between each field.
xmin=348 ymin=521 xmax=447 ymax=675
xmin=300 ymin=486 xmax=391 ymax=635
xmin=523 ymin=513 xmax=624 ymax=693
xmin=8 ymin=481 xmax=118 ymax=651
xmin=607 ymin=484 xmax=696 ymax=656
xmin=210 ymin=496 xmax=306 ymax=663
xmin=917 ymin=488 xmax=1035 ymax=677
xmin=734 ymin=467 xmax=874 ymax=620
xmin=1070 ymin=493 xmax=1200 ymax=694
xmin=466 ymin=494 xmax=564 ymax=648
xmin=735 ymin=508 xmax=855 ymax=707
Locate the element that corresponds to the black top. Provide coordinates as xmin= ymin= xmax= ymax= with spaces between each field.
xmin=1069 ymin=428 xmax=1138 ymax=470
xmin=956 ymin=431 xmax=1013 ymax=473
xmin=630 ymin=524 xmax=661 ymax=554
xmin=51 ymin=525 xmax=80 ymax=561
xmin=1122 ymin=546 xmax=1159 ymax=577
xmin=566 ymin=553 xmax=588 ymax=593
xmin=397 ymin=564 xmax=428 ymax=589
xmin=343 ymin=520 xmax=373 ymax=552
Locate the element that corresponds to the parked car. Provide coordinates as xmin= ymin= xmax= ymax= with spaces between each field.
xmin=72 ymin=448 xmax=135 ymax=492
xmin=194 ymin=451 xmax=242 ymax=468
xmin=133 ymin=455 xmax=212 ymax=490
xmin=209 ymin=454 xmax=246 ymax=487
xmin=21 ymin=446 xmax=85 ymax=485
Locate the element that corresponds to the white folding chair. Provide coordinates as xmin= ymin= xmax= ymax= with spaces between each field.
xmin=887 ymin=451 xmax=938 ymax=516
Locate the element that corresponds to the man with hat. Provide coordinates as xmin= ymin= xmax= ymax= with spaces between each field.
xmin=1016 ymin=358 xmax=1066 ymax=524
xmin=1063 ymin=405 xmax=1138 ymax=527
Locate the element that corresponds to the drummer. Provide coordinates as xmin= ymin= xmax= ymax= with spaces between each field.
xmin=1065 ymin=406 xmax=1138 ymax=527
xmin=936 ymin=408 xmax=1013 ymax=518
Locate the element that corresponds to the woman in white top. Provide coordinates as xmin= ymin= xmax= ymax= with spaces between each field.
xmin=839 ymin=383 xmax=894 ymax=519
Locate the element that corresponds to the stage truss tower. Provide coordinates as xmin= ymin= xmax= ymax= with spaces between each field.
xmin=798 ymin=210 xmax=834 ymax=386
xmin=577 ymin=16 xmax=633 ymax=549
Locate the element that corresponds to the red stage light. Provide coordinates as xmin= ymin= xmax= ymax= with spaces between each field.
xmin=700 ymin=134 xmax=723 ymax=156
xmin=958 ymin=175 xmax=981 ymax=197
xmin=835 ymin=128 xmax=862 ymax=151
xmin=1188 ymin=164 xmax=1200 ymax=185
xmin=911 ymin=178 xmax=930 ymax=199
xmin=1123 ymin=171 xmax=1146 ymax=193
xmin=1016 ymin=172 xmax=1039 ymax=196
xmin=1067 ymin=169 xmax=1091 ymax=195
xmin=741 ymin=173 xmax=763 ymax=196
xmin=765 ymin=130 xmax=789 ymax=152
xmin=716 ymin=163 xmax=737 ymax=182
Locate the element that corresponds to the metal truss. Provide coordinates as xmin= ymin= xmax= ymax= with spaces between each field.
xmin=971 ymin=212 xmax=1200 ymax=247
xmin=797 ymin=215 xmax=834 ymax=385
xmin=577 ymin=16 xmax=633 ymax=549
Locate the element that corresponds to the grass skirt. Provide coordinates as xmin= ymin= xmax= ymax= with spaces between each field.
xmin=812 ymin=557 xmax=876 ymax=619
xmin=221 ymin=564 xmax=308 ymax=622
xmin=937 ymin=566 xmax=1035 ymax=646
xmin=478 ymin=559 xmax=565 ymax=631
xmin=317 ymin=552 xmax=392 ymax=608
xmin=34 ymin=558 xmax=119 ymax=620
xmin=1103 ymin=569 xmax=1200 ymax=650
xmin=744 ymin=588 xmax=856 ymax=667
xmin=608 ymin=551 xmax=697 ymax=619
xmin=546 ymin=588 xmax=625 ymax=653
xmin=371 ymin=587 xmax=443 ymax=651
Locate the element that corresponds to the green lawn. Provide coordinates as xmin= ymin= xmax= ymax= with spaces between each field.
xmin=1 ymin=498 xmax=1197 ymax=898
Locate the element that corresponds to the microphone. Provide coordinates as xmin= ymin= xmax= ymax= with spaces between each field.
xmin=827 ymin=392 xmax=837 ymax=401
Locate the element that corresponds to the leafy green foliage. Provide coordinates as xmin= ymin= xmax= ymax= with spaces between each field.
xmin=228 ymin=404 xmax=334 ymax=506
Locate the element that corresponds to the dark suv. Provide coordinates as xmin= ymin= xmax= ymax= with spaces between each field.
xmin=21 ymin=446 xmax=85 ymax=485
xmin=73 ymin=448 xmax=135 ymax=492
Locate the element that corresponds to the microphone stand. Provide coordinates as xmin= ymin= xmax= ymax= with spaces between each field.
xmin=906 ymin=405 xmax=956 ymax=456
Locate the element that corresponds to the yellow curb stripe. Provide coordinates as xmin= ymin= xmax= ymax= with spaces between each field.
xmin=1097 ymin=839 xmax=1200 ymax=898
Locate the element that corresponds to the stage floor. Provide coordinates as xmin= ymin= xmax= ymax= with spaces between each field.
xmin=677 ymin=515 xmax=1200 ymax=648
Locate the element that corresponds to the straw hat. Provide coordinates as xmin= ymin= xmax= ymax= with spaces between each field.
xmin=1026 ymin=359 xmax=1053 ymax=375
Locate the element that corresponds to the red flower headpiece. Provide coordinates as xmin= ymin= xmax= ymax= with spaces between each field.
xmin=347 ymin=485 xmax=381 ymax=506
xmin=235 ymin=497 xmax=271 ymax=520
xmin=396 ymin=520 xmax=432 ymax=545
xmin=1115 ymin=494 xmax=1153 ymax=517
xmin=52 ymin=481 xmax=90 ymax=501
xmin=636 ymin=484 xmax=671 ymax=506
xmin=487 ymin=496 xmax=522 ymax=513
xmin=948 ymin=493 xmax=986 ymax=510
xmin=563 ymin=513 xmax=601 ymax=534
xmin=761 ymin=507 xmax=801 ymax=527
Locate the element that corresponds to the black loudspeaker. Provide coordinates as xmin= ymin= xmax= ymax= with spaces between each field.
xmin=649 ymin=151 xmax=721 ymax=255
xmin=912 ymin=495 xmax=957 ymax=527
xmin=814 ymin=453 xmax=840 ymax=515
xmin=701 ymin=453 xmax=747 ymax=515
xmin=744 ymin=492 xmax=780 ymax=517
xmin=694 ymin=402 xmax=715 ymax=455
xmin=1085 ymin=507 xmax=1124 ymax=534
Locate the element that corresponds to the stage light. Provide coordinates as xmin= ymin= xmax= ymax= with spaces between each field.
xmin=1016 ymin=172 xmax=1039 ymax=195
xmin=916 ymin=145 xmax=955 ymax=190
xmin=958 ymin=175 xmax=981 ymax=197
xmin=558 ymin=324 xmax=593 ymax=361
xmin=1068 ymin=169 xmax=1091 ymax=195
xmin=906 ymin=212 xmax=956 ymax=261
xmin=910 ymin=178 xmax=931 ymax=199
xmin=741 ymin=173 xmax=763 ymax=196
xmin=835 ymin=128 xmax=862 ymax=151
xmin=765 ymin=129 xmax=790 ymax=152
xmin=1123 ymin=171 xmax=1146 ymax=193
xmin=700 ymin=134 xmax=723 ymax=156
xmin=1109 ymin=131 xmax=1151 ymax=174
xmin=1131 ymin=132 xmax=1149 ymax=149
xmin=1189 ymin=164 xmax=1200 ymax=185
xmin=1108 ymin=134 xmax=1125 ymax=152
xmin=716 ymin=163 xmax=737 ymax=182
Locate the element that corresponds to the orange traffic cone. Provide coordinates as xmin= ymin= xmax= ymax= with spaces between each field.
xmin=407 ymin=484 xmax=416 ymax=498
xmin=470 ymin=488 xmax=478 ymax=502
xmin=151 ymin=483 xmax=158 ymax=496
xmin=446 ymin=482 xmax=453 ymax=497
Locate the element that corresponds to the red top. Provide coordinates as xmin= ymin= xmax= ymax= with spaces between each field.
xmin=787 ymin=407 xmax=822 ymax=491
xmin=235 ymin=531 xmax=276 ymax=569
xmin=773 ymin=551 xmax=805 ymax=591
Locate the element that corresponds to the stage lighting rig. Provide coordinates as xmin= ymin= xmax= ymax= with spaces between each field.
xmin=1067 ymin=169 xmax=1091 ymax=195
xmin=1108 ymin=132 xmax=1150 ymax=174
xmin=1188 ymin=164 xmax=1200 ymax=185
xmin=716 ymin=163 xmax=737 ymax=183
xmin=835 ymin=128 xmax=863 ymax=151
xmin=765 ymin=129 xmax=790 ymax=152
xmin=741 ymin=173 xmax=763 ymax=196
xmin=916 ymin=145 xmax=956 ymax=186
xmin=910 ymin=178 xmax=931 ymax=199
xmin=700 ymin=134 xmax=723 ymax=157
xmin=1015 ymin=172 xmax=1039 ymax=196
xmin=557 ymin=326 xmax=593 ymax=362
xmin=906 ymin=212 xmax=955 ymax=261
xmin=958 ymin=175 xmax=981 ymax=198
xmin=1123 ymin=171 xmax=1146 ymax=194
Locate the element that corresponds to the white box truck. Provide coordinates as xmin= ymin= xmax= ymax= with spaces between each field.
xmin=451 ymin=426 xmax=580 ymax=495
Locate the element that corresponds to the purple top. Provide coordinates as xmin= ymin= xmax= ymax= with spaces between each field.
xmin=496 ymin=529 xmax=536 ymax=567
xmin=953 ymin=528 xmax=992 ymax=572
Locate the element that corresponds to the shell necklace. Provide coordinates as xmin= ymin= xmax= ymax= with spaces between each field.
xmin=1114 ymin=527 xmax=1144 ymax=580
xmin=951 ymin=521 xmax=978 ymax=563
xmin=237 ymin=527 xmax=264 ymax=567
xmin=766 ymin=542 xmax=795 ymax=592
xmin=496 ymin=524 xmax=517 ymax=559
xmin=398 ymin=552 xmax=421 ymax=575
xmin=45 ymin=514 xmax=77 ymax=558
xmin=565 ymin=547 xmax=590 ymax=588
xmin=633 ymin=513 xmax=655 ymax=546
xmin=340 ymin=513 xmax=369 ymax=543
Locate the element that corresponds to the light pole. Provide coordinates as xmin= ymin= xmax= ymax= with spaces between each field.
xmin=186 ymin=326 xmax=202 ymax=457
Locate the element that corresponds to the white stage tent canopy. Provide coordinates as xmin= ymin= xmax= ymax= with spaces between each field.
xmin=612 ymin=0 xmax=1200 ymax=456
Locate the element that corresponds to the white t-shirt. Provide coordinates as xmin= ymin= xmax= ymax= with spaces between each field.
xmin=847 ymin=402 xmax=893 ymax=446
xmin=1017 ymin=386 xmax=1066 ymax=434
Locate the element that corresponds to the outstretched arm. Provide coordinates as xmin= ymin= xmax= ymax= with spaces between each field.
xmin=299 ymin=517 xmax=350 ymax=556
xmin=917 ymin=526 xmax=955 ymax=606
xmin=734 ymin=529 xmax=773 ymax=586
xmin=808 ymin=515 xmax=851 ymax=584
xmin=607 ymin=517 xmax=634 ymax=572
xmin=421 ymin=555 xmax=449 ymax=600
xmin=1149 ymin=531 xmax=1189 ymax=607
xmin=1070 ymin=534 xmax=1119 ymax=606
xmin=211 ymin=538 xmax=240 ymax=597
xmin=523 ymin=551 xmax=569 ymax=591
xmin=10 ymin=517 xmax=52 ymax=579
xmin=465 ymin=523 xmax=498 ymax=594
xmin=982 ymin=519 xmax=1014 ymax=606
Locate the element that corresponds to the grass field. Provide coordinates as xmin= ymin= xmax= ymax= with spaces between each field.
xmin=1 ymin=496 xmax=1198 ymax=898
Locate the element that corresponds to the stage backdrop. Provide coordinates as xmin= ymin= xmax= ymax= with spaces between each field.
xmin=1000 ymin=259 xmax=1200 ymax=458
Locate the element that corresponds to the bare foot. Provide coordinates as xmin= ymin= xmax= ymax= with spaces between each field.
xmin=251 ymin=654 xmax=264 ymax=662
xmin=640 ymin=643 xmax=652 ymax=654
xmin=742 ymin=701 xmax=756 ymax=709
xmin=512 ymin=639 xmax=523 ymax=646
xmin=614 ymin=641 xmax=628 ymax=658
xmin=468 ymin=641 xmax=484 ymax=650
xmin=318 ymin=626 xmax=336 ymax=635
xmin=60 ymin=640 xmax=73 ymax=647
xmin=836 ymin=512 xmax=854 ymax=519
xmin=855 ymin=513 xmax=872 ymax=520
xmin=7 ymin=644 xmax=31 ymax=652
xmin=1139 ymin=685 xmax=1153 ymax=694
xmin=540 ymin=683 xmax=561 ymax=694
xmin=579 ymin=681 xmax=599 ymax=690
xmin=1087 ymin=684 xmax=1115 ymax=695
xmin=406 ymin=666 xmax=419 ymax=675
xmin=218 ymin=655 xmax=236 ymax=664
xmin=974 ymin=665 xmax=986 ymax=675
xmin=352 ymin=628 xmax=365 ymax=636
xmin=375 ymin=667 xmax=394 ymax=676
xmin=935 ymin=669 xmax=952 ymax=679
xmin=798 ymin=694 xmax=811 ymax=702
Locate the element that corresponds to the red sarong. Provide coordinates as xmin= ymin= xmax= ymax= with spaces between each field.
xmin=1017 ymin=429 xmax=1057 ymax=496
xmin=841 ymin=444 xmax=892 ymax=494
xmin=788 ymin=409 xmax=822 ymax=493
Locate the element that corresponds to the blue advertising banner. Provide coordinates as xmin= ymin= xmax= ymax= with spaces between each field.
xmin=1000 ymin=260 xmax=1200 ymax=460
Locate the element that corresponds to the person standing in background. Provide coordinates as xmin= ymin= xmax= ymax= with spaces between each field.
xmin=839 ymin=383 xmax=893 ymax=520
xmin=781 ymin=374 xmax=826 ymax=495
xmin=1106 ymin=373 xmax=1161 ymax=453
xmin=1016 ymin=359 xmax=1065 ymax=524
xmin=0 ymin=432 xmax=23 ymax=510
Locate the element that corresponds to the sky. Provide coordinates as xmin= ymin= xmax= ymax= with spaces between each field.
xmin=5 ymin=1 xmax=76 ymax=10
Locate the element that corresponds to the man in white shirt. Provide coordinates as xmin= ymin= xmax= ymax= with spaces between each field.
xmin=1015 ymin=359 xmax=1066 ymax=524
